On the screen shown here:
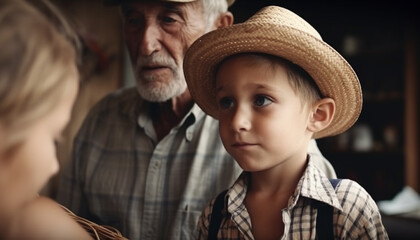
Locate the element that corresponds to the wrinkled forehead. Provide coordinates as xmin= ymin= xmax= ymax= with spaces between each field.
xmin=107 ymin=0 xmax=235 ymax=6
xmin=121 ymin=0 xmax=201 ymax=15
xmin=120 ymin=0 xmax=197 ymax=7
xmin=117 ymin=0 xmax=196 ymax=4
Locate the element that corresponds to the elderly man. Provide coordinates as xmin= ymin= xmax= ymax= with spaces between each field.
xmin=57 ymin=0 xmax=336 ymax=239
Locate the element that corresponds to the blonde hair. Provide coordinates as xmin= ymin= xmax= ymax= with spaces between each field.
xmin=0 ymin=0 xmax=79 ymax=155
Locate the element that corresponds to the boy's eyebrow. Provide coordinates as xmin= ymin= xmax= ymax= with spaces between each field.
xmin=255 ymin=83 xmax=269 ymax=89
xmin=215 ymin=83 xmax=275 ymax=93
xmin=215 ymin=85 xmax=224 ymax=94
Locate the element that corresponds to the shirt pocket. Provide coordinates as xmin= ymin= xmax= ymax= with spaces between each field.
xmin=178 ymin=209 xmax=202 ymax=239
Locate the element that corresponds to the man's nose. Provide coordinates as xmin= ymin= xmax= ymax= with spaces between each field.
xmin=139 ymin=23 xmax=161 ymax=56
xmin=231 ymin=106 xmax=251 ymax=132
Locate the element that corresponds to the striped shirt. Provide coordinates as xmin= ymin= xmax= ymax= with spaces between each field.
xmin=56 ymin=87 xmax=336 ymax=240
xmin=196 ymin=156 xmax=389 ymax=240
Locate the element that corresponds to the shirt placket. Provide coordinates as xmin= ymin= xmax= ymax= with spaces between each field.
xmin=142 ymin=143 xmax=166 ymax=239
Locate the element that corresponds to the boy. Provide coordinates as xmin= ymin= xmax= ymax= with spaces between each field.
xmin=183 ymin=5 xmax=388 ymax=239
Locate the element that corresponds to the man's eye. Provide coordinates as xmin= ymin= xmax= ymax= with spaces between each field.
xmin=219 ymin=97 xmax=233 ymax=109
xmin=161 ymin=16 xmax=176 ymax=23
xmin=125 ymin=15 xmax=142 ymax=25
xmin=254 ymin=95 xmax=272 ymax=107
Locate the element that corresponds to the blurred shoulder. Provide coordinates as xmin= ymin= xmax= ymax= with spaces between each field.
xmin=13 ymin=197 xmax=92 ymax=239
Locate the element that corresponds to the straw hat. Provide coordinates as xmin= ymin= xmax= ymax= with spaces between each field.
xmin=104 ymin=0 xmax=236 ymax=7
xmin=184 ymin=5 xmax=362 ymax=139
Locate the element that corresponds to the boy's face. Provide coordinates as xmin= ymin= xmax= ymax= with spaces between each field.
xmin=216 ymin=54 xmax=313 ymax=173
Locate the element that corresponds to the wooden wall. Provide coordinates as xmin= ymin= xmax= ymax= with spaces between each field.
xmin=41 ymin=0 xmax=123 ymax=197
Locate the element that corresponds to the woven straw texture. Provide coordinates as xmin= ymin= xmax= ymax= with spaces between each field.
xmin=62 ymin=205 xmax=128 ymax=240
xmin=184 ymin=6 xmax=362 ymax=139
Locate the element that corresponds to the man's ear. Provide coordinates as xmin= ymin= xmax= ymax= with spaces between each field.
xmin=307 ymin=98 xmax=335 ymax=133
xmin=214 ymin=12 xmax=234 ymax=29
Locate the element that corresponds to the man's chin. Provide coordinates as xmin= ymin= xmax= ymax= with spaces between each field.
xmin=136 ymin=86 xmax=177 ymax=102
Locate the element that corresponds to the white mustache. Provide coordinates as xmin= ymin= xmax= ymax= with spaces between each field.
xmin=136 ymin=53 xmax=177 ymax=69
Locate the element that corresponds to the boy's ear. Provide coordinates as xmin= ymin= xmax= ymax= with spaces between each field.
xmin=307 ymin=98 xmax=335 ymax=133
xmin=214 ymin=12 xmax=234 ymax=29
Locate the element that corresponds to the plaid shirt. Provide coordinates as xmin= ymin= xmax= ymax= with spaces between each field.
xmin=57 ymin=87 xmax=242 ymax=239
xmin=57 ymin=87 xmax=336 ymax=240
xmin=196 ymin=156 xmax=389 ymax=240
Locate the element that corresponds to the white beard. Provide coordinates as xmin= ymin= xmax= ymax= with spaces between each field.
xmin=133 ymin=53 xmax=187 ymax=102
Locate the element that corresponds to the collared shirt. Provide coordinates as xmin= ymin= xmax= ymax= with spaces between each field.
xmin=57 ymin=87 xmax=337 ymax=240
xmin=196 ymin=155 xmax=389 ymax=240
xmin=57 ymin=87 xmax=242 ymax=240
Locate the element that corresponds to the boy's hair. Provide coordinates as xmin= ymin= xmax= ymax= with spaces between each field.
xmin=0 ymin=0 xmax=78 ymax=156
xmin=218 ymin=53 xmax=322 ymax=106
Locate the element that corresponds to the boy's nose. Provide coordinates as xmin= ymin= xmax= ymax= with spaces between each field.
xmin=231 ymin=107 xmax=251 ymax=132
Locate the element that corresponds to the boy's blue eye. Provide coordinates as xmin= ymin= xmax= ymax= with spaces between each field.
xmin=254 ymin=95 xmax=272 ymax=107
xmin=219 ymin=97 xmax=233 ymax=109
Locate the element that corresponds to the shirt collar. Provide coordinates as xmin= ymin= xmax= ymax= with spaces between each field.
xmin=226 ymin=155 xmax=343 ymax=214
xmin=137 ymin=102 xmax=207 ymax=142
xmin=184 ymin=104 xmax=206 ymax=141
xmin=292 ymin=154 xmax=343 ymax=211
xmin=227 ymin=172 xmax=249 ymax=214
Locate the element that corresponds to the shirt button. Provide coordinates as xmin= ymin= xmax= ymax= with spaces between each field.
xmin=152 ymin=161 xmax=160 ymax=169
xmin=186 ymin=129 xmax=193 ymax=141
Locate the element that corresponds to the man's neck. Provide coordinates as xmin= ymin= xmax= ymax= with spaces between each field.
xmin=151 ymin=91 xmax=194 ymax=141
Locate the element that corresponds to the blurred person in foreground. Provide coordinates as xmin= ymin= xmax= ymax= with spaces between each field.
xmin=57 ymin=0 xmax=336 ymax=239
xmin=0 ymin=1 xmax=128 ymax=239
xmin=0 ymin=0 xmax=92 ymax=238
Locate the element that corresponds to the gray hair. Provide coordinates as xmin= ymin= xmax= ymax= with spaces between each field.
xmin=119 ymin=0 xmax=229 ymax=32
xmin=199 ymin=0 xmax=229 ymax=32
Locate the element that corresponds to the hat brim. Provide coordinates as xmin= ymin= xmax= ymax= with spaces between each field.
xmin=184 ymin=22 xmax=362 ymax=139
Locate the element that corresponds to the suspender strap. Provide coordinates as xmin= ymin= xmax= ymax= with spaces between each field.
xmin=328 ymin=178 xmax=341 ymax=189
xmin=208 ymin=189 xmax=228 ymax=240
xmin=316 ymin=178 xmax=341 ymax=240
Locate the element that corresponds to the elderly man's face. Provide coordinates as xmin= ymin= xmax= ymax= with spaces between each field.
xmin=122 ymin=1 xmax=208 ymax=102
